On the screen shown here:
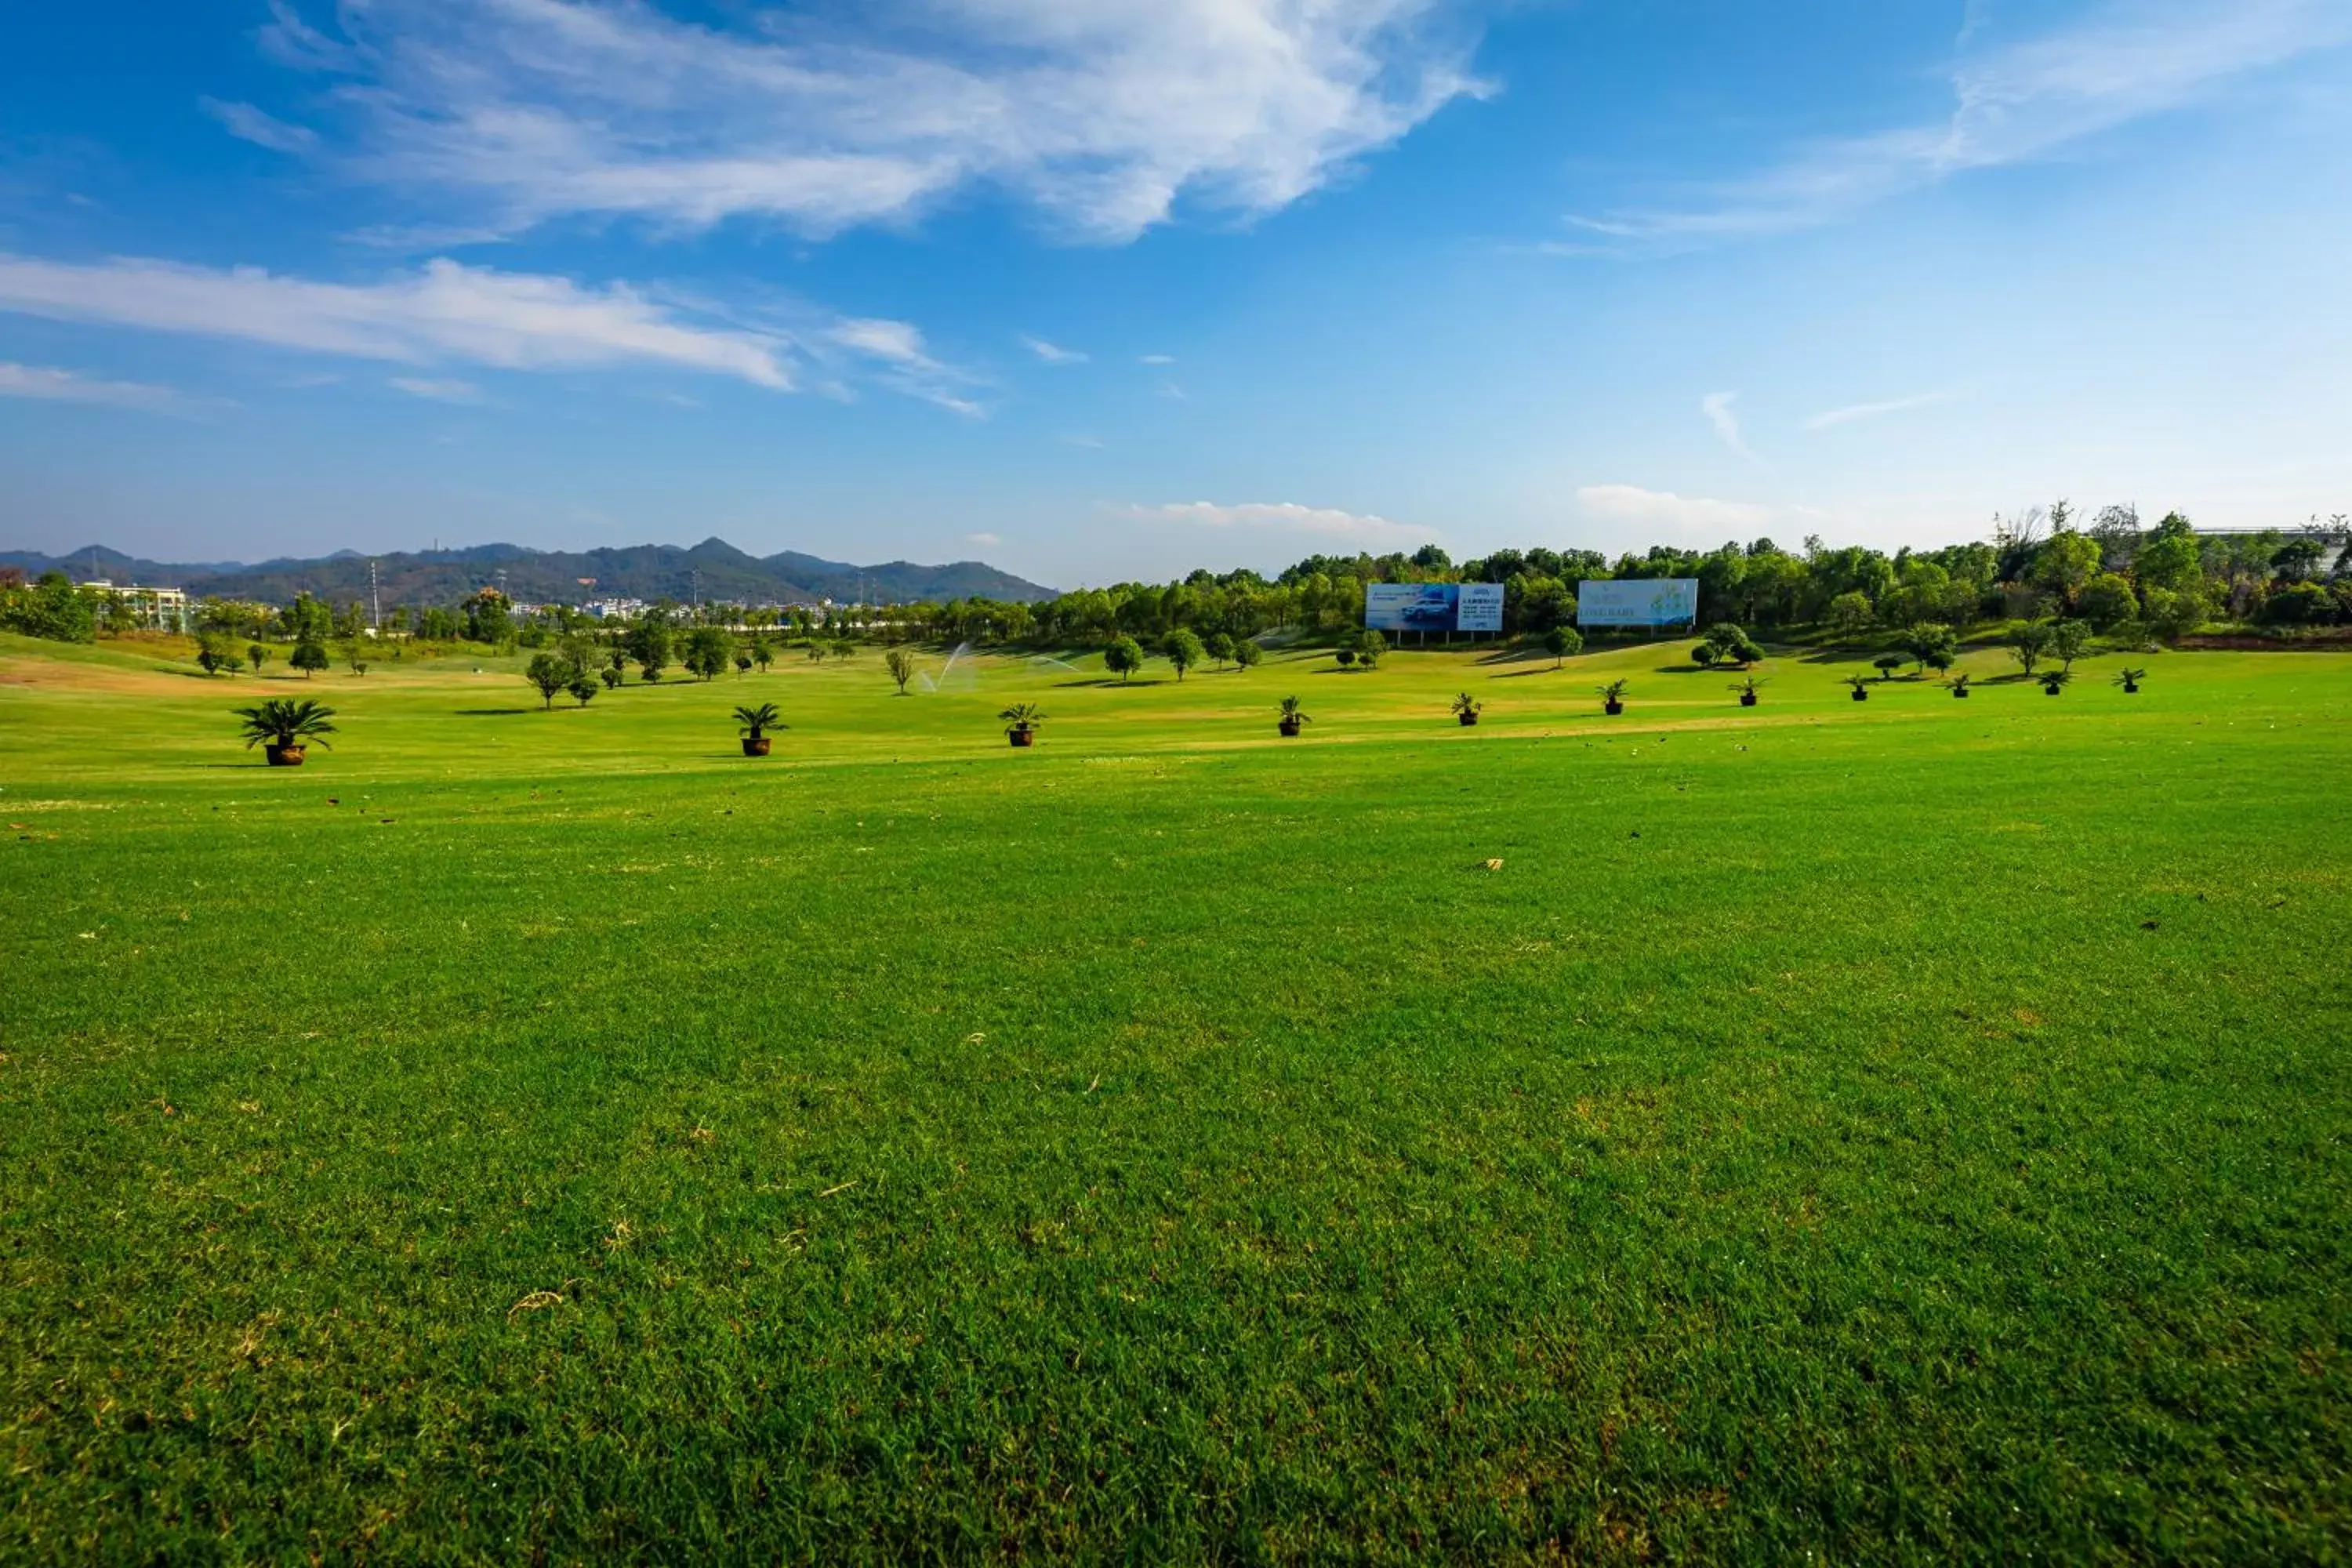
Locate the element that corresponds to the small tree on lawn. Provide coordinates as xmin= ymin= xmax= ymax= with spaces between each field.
xmin=196 ymin=636 xmax=241 ymax=677
xmin=1334 ymin=648 xmax=1357 ymax=669
xmin=1544 ymin=626 xmax=1582 ymax=668
xmin=1691 ymin=642 xmax=1719 ymax=669
xmin=1232 ymin=639 xmax=1263 ymax=670
xmin=601 ymin=665 xmax=622 ymax=690
xmin=567 ymin=675 xmax=598 ymax=707
xmin=1104 ymin=634 xmax=1145 ymax=682
xmin=1699 ymin=622 xmax=1763 ymax=667
xmin=290 ymin=638 xmax=329 ymax=678
xmin=1357 ymin=630 xmax=1387 ymax=669
xmin=1205 ymin=632 xmax=1236 ymax=669
xmin=828 ymin=638 xmax=856 ymax=662
xmin=751 ymin=637 xmax=775 ymax=673
xmin=1872 ymin=653 xmax=1907 ymax=681
xmin=1899 ymin=622 xmax=1958 ymax=674
xmin=886 ymin=646 xmax=918 ymax=695
xmin=1163 ymin=627 xmax=1204 ymax=681
xmin=2007 ymin=620 xmax=2053 ymax=676
xmin=247 ymin=644 xmax=270 ymax=675
xmin=734 ymin=652 xmax=753 ymax=677
xmin=684 ymin=626 xmax=733 ymax=681
xmin=2049 ymin=619 xmax=2092 ymax=673
xmin=525 ymin=652 xmax=568 ymax=708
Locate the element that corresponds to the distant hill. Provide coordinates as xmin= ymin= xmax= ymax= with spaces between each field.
xmin=0 ymin=538 xmax=1057 ymax=607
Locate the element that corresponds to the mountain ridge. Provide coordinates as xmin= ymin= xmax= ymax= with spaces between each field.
xmin=0 ymin=539 xmax=1058 ymax=607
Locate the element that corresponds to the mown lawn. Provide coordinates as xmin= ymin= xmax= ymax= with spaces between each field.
xmin=2 ymin=633 xmax=2347 ymax=1562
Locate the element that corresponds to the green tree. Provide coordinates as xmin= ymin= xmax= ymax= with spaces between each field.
xmin=885 ymin=646 xmax=918 ymax=695
xmin=1204 ymin=631 xmax=1236 ymax=668
xmin=2134 ymin=514 xmax=2201 ymax=591
xmin=1872 ymin=653 xmax=1907 ymax=681
xmin=1357 ymin=630 xmax=1387 ymax=669
xmin=195 ymin=634 xmax=241 ymax=677
xmin=1828 ymin=590 xmax=1873 ymax=633
xmin=567 ymin=675 xmax=598 ymax=707
xmin=2006 ymin=621 xmax=2053 ymax=676
xmin=1896 ymin=622 xmax=1958 ymax=673
xmin=524 ymin=653 xmax=568 ymax=708
xmin=1232 ymin=639 xmax=1264 ymax=670
xmin=627 ymin=622 xmax=671 ymax=682
xmin=2076 ymin=572 xmax=2140 ymax=631
xmin=1103 ymin=634 xmax=1145 ymax=682
xmin=1163 ymin=628 xmax=1205 ymax=681
xmin=2049 ymin=619 xmax=2092 ymax=672
xmin=750 ymin=637 xmax=775 ymax=673
xmin=683 ymin=626 xmax=734 ymax=681
xmin=246 ymin=643 xmax=270 ymax=675
xmin=1543 ymin=625 xmax=1583 ymax=667
xmin=290 ymin=638 xmax=329 ymax=678
xmin=600 ymin=666 xmax=623 ymax=690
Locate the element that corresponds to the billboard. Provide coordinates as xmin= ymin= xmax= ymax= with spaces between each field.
xmin=1577 ymin=578 xmax=1699 ymax=627
xmin=1364 ymin=582 xmax=1504 ymax=633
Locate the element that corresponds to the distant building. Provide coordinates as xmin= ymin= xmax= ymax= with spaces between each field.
xmin=82 ymin=579 xmax=191 ymax=633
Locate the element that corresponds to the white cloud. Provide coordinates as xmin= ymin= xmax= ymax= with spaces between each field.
xmin=1577 ymin=485 xmax=1776 ymax=536
xmin=244 ymin=0 xmax=1487 ymax=243
xmin=827 ymin=316 xmax=982 ymax=416
xmin=0 ymin=361 xmax=188 ymax=416
xmin=1572 ymin=0 xmax=2352 ymax=245
xmin=201 ymin=97 xmax=319 ymax=154
xmin=1023 ymin=336 xmax=1087 ymax=365
xmin=965 ymin=531 xmax=1002 ymax=546
xmin=0 ymin=252 xmax=791 ymax=387
xmin=1805 ymin=390 xmax=1951 ymax=430
xmin=390 ymin=375 xmax=483 ymax=403
xmin=1138 ymin=353 xmax=1176 ymax=365
xmin=1132 ymin=499 xmax=1436 ymax=547
xmin=1701 ymin=391 xmax=1751 ymax=456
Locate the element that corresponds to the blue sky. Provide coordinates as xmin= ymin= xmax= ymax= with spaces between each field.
xmin=2 ymin=0 xmax=2347 ymax=587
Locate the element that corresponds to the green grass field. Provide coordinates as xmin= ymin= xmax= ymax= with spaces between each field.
xmin=3 ymin=632 xmax=2347 ymax=1563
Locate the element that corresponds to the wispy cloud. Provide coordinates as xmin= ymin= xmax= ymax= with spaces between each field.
xmin=390 ymin=375 xmax=482 ymax=403
xmin=1570 ymin=0 xmax=2352 ymax=245
xmin=828 ymin=317 xmax=982 ymax=416
xmin=1804 ymin=390 xmax=1951 ymax=430
xmin=241 ymin=0 xmax=1488 ymax=245
xmin=0 ymin=252 xmax=790 ymax=387
xmin=1138 ymin=353 xmax=1176 ymax=365
xmin=1023 ymin=336 xmax=1087 ymax=365
xmin=965 ymin=531 xmax=1002 ymax=546
xmin=1701 ymin=391 xmax=1751 ymax=457
xmin=0 ymin=361 xmax=189 ymax=416
xmin=1132 ymin=499 xmax=1435 ymax=547
xmin=1577 ymin=485 xmax=1777 ymax=536
xmin=201 ymin=97 xmax=319 ymax=154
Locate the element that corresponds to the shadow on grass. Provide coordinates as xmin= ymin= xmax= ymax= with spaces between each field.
xmin=1491 ymin=666 xmax=1570 ymax=680
xmin=454 ymin=707 xmax=539 ymax=716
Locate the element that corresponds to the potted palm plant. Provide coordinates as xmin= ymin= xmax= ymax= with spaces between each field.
xmin=1598 ymin=678 xmax=1628 ymax=716
xmin=2113 ymin=666 xmax=2146 ymax=694
xmin=735 ymin=702 xmax=784 ymax=755
xmin=1277 ymin=696 xmax=1309 ymax=737
xmin=236 ymin=697 xmax=336 ymax=766
xmin=1944 ymin=672 xmax=1973 ymax=699
xmin=1845 ymin=674 xmax=1871 ymax=702
xmin=1731 ymin=675 xmax=1764 ymax=707
xmin=1001 ymin=702 xmax=1044 ymax=746
xmin=2039 ymin=670 xmax=2072 ymax=696
xmin=1451 ymin=691 xmax=1483 ymax=727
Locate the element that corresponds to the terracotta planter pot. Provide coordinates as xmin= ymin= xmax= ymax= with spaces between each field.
xmin=1604 ymin=700 xmax=1623 ymax=715
xmin=2122 ymin=683 xmax=2139 ymax=694
xmin=1278 ymin=719 xmax=1301 ymax=737
xmin=1738 ymin=693 xmax=1757 ymax=707
xmin=2045 ymin=686 xmax=2062 ymax=696
xmin=1008 ymin=729 xmax=1035 ymax=747
xmin=264 ymin=743 xmax=306 ymax=767
xmin=1851 ymin=689 xmax=1868 ymax=702
xmin=1457 ymin=711 xmax=1479 ymax=727
xmin=742 ymin=736 xmax=771 ymax=757
xmin=1953 ymin=688 xmax=1970 ymax=699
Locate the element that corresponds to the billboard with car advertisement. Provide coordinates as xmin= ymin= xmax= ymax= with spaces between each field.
xmin=1364 ymin=583 xmax=1505 ymax=633
xmin=1577 ymin=578 xmax=1700 ymax=627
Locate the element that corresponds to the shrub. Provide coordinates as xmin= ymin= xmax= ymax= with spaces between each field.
xmin=1232 ymin=639 xmax=1263 ymax=670
xmin=1357 ymin=630 xmax=1387 ymax=669
xmin=567 ymin=676 xmax=599 ymax=707
xmin=2076 ymin=572 xmax=2140 ymax=630
xmin=1872 ymin=654 xmax=1907 ymax=681
xmin=1543 ymin=626 xmax=1582 ymax=667
xmin=290 ymin=639 xmax=330 ymax=677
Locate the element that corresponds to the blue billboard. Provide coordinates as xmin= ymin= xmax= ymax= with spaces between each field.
xmin=1577 ymin=578 xmax=1699 ymax=627
xmin=1365 ymin=582 xmax=1504 ymax=633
